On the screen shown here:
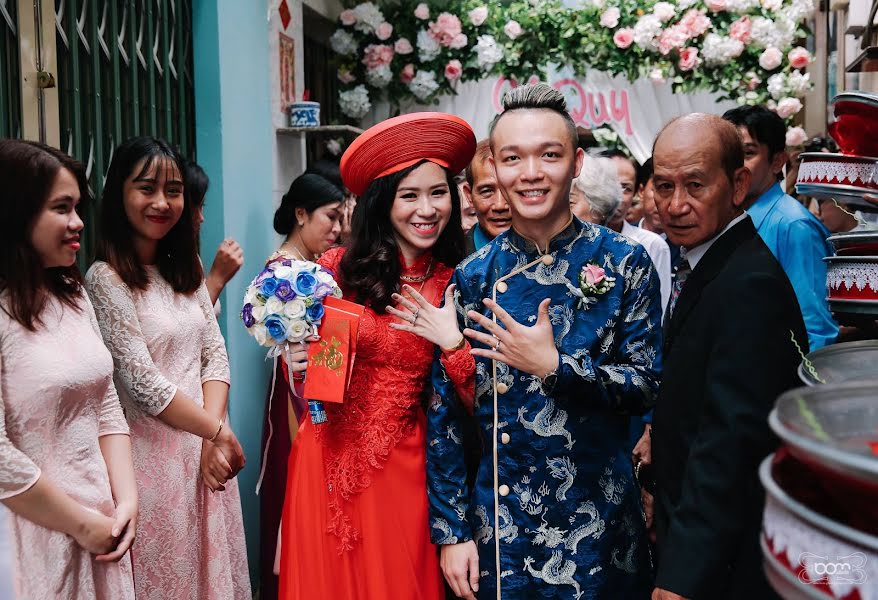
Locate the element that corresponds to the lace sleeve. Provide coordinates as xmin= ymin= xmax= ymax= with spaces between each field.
xmin=195 ymin=282 xmax=230 ymax=384
xmin=85 ymin=262 xmax=178 ymax=416
xmin=0 ymin=344 xmax=41 ymax=499
xmin=82 ymin=294 xmax=130 ymax=437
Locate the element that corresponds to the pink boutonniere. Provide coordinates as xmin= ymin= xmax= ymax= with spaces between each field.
xmin=579 ymin=263 xmax=616 ymax=299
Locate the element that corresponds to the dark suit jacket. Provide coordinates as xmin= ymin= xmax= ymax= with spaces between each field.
xmin=464 ymin=226 xmax=477 ymax=256
xmin=652 ymin=217 xmax=807 ymax=600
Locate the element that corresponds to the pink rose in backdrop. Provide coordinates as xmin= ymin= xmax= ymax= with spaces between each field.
xmin=582 ymin=264 xmax=607 ymax=287
xmin=414 ymin=3 xmax=429 ymax=20
xmin=469 ymin=6 xmax=488 ymax=26
xmin=362 ymin=44 xmax=394 ymax=69
xmin=445 ymin=59 xmax=463 ymax=81
xmin=678 ymin=47 xmax=700 ymax=71
xmin=788 ymin=47 xmax=811 ymax=69
xmin=746 ymin=73 xmax=762 ymax=90
xmin=775 ymin=97 xmax=803 ymax=118
xmin=394 ymin=37 xmax=413 ymax=55
xmin=450 ymin=33 xmax=468 ymax=49
xmin=785 ymin=126 xmax=808 ymax=147
xmin=400 ymin=63 xmax=416 ymax=83
xmin=376 ymin=22 xmax=393 ymax=41
xmin=706 ymin=0 xmax=727 ymax=12
xmin=679 ymin=9 xmax=711 ymax=37
xmin=759 ymin=47 xmax=783 ymax=70
xmin=614 ymin=28 xmax=635 ymax=48
xmin=339 ymin=9 xmax=356 ymax=26
xmin=729 ymin=16 xmax=751 ymax=42
xmin=504 ymin=20 xmax=523 ymax=40
xmin=429 ymin=12 xmax=463 ymax=47
xmin=600 ymin=8 xmax=620 ymax=28
xmin=337 ymin=69 xmax=356 ymax=84
xmin=658 ymin=26 xmax=689 ymax=55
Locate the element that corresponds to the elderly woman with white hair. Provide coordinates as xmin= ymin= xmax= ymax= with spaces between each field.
xmin=570 ymin=154 xmax=622 ymax=226
xmin=573 ymin=152 xmax=671 ymax=316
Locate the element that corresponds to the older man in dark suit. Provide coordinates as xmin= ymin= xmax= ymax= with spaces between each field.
xmin=649 ymin=114 xmax=807 ymax=600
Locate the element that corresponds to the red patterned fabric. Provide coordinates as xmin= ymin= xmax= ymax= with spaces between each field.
xmin=313 ymin=247 xmax=471 ymax=549
xmin=278 ymin=247 xmax=476 ymax=599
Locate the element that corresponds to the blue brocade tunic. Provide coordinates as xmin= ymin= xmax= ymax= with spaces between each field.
xmin=428 ymin=218 xmax=663 ymax=599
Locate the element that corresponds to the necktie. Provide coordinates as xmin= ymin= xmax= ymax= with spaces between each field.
xmin=666 ymin=259 xmax=692 ymax=320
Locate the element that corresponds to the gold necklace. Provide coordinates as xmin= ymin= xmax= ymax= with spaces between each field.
xmin=401 ymin=259 xmax=434 ymax=299
xmin=400 ymin=258 xmax=434 ymax=283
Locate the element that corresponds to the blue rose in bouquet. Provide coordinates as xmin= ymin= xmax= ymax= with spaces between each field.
xmin=241 ymin=258 xmax=344 ymax=425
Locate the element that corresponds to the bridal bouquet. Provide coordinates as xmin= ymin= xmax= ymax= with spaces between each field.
xmin=241 ymin=258 xmax=343 ymax=423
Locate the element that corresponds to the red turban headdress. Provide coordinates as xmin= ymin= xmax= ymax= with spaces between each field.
xmin=340 ymin=112 xmax=477 ymax=196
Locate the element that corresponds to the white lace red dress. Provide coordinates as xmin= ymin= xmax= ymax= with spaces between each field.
xmin=278 ymin=247 xmax=475 ymax=600
xmin=85 ymin=262 xmax=250 ymax=599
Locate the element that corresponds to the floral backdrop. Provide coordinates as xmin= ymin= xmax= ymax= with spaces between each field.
xmin=328 ymin=0 xmax=814 ymax=146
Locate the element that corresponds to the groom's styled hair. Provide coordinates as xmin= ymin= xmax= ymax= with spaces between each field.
xmin=489 ymin=83 xmax=579 ymax=148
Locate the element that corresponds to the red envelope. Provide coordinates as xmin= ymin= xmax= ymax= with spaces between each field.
xmin=303 ymin=298 xmax=365 ymax=403
xmin=304 ymin=318 xmax=350 ymax=403
xmin=322 ymin=297 xmax=365 ymax=387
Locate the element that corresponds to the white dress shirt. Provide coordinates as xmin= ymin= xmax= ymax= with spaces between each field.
xmin=622 ymin=220 xmax=672 ymax=313
xmin=684 ymin=212 xmax=749 ymax=270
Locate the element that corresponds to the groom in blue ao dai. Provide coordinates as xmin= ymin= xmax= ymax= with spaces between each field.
xmin=427 ymin=84 xmax=662 ymax=599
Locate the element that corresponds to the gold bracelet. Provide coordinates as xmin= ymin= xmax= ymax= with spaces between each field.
xmin=208 ymin=418 xmax=224 ymax=442
xmin=442 ymin=334 xmax=466 ymax=353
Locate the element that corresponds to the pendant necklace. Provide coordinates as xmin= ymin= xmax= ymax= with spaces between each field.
xmin=401 ymin=258 xmax=434 ymax=296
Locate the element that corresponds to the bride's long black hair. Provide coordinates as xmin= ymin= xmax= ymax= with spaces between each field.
xmin=339 ymin=160 xmax=465 ymax=313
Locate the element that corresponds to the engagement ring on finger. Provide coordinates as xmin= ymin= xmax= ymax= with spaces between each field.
xmin=412 ymin=308 xmax=420 ymax=324
xmin=493 ymin=338 xmax=501 ymax=352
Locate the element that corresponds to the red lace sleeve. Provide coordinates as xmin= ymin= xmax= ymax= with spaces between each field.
xmin=317 ymin=246 xmax=346 ymax=279
xmin=440 ymin=343 xmax=476 ymax=415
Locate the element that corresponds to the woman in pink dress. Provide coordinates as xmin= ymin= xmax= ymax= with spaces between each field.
xmin=85 ymin=137 xmax=251 ymax=598
xmin=0 ymin=139 xmax=137 ymax=598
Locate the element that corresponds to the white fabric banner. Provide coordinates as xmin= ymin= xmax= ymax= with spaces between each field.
xmin=367 ymin=69 xmax=737 ymax=164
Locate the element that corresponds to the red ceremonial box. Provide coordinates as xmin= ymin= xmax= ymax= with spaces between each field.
xmin=796 ymin=92 xmax=878 ymax=210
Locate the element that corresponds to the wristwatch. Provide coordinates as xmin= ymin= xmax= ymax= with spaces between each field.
xmin=539 ymin=369 xmax=558 ymax=395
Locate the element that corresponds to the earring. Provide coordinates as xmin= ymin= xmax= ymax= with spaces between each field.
xmin=298 ymin=221 xmax=304 ymax=227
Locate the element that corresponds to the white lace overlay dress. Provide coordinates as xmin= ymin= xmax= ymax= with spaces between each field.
xmin=85 ymin=262 xmax=250 ymax=599
xmin=0 ymin=293 xmax=134 ymax=599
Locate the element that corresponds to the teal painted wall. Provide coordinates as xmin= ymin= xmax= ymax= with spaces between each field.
xmin=193 ymin=0 xmax=276 ymax=588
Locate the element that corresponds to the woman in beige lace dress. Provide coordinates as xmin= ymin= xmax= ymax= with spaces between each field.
xmin=85 ymin=137 xmax=251 ymax=598
xmin=0 ymin=140 xmax=137 ymax=598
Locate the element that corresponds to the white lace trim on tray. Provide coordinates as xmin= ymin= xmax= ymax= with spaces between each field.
xmin=763 ymin=495 xmax=878 ymax=600
xmin=827 ymin=262 xmax=878 ymax=293
xmin=799 ymin=160 xmax=878 ymax=187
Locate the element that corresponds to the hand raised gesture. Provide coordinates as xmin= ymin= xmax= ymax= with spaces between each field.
xmin=465 ymin=298 xmax=559 ymax=379
xmin=387 ymin=284 xmax=465 ymax=351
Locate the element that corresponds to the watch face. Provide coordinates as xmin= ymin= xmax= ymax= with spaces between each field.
xmin=543 ymin=373 xmax=558 ymax=389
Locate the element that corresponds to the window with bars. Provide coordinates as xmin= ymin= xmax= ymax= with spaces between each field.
xmin=0 ymin=0 xmax=21 ymax=138
xmin=2 ymin=0 xmax=197 ymax=269
xmin=52 ymin=0 xmax=197 ymax=267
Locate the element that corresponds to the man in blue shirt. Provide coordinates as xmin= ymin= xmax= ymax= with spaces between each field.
xmin=723 ymin=105 xmax=838 ymax=350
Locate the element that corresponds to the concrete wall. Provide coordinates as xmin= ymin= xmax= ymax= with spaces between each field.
xmin=193 ymin=0 xmax=276 ymax=587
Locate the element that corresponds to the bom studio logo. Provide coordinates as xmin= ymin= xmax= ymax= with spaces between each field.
xmin=798 ymin=552 xmax=868 ymax=585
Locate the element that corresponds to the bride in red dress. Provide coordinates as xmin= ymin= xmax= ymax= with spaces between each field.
xmin=278 ymin=113 xmax=477 ymax=599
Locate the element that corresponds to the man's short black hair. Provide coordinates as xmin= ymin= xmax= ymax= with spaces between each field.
xmin=722 ymin=105 xmax=786 ymax=157
xmin=489 ymin=83 xmax=578 ymax=149
xmin=597 ymin=148 xmax=639 ymax=175
xmin=636 ymin=157 xmax=653 ymax=190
